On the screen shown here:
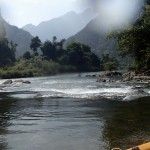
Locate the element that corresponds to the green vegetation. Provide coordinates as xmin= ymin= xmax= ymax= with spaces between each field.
xmin=30 ymin=36 xmax=41 ymax=53
xmin=3 ymin=5 xmax=150 ymax=78
xmin=0 ymin=34 xmax=101 ymax=78
xmin=101 ymin=54 xmax=118 ymax=71
xmin=104 ymin=62 xmax=118 ymax=71
xmin=66 ymin=42 xmax=100 ymax=71
xmin=0 ymin=39 xmax=16 ymax=67
xmin=112 ymin=4 xmax=150 ymax=72
xmin=0 ymin=19 xmax=16 ymax=68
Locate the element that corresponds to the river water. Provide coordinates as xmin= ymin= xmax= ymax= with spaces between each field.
xmin=0 ymin=73 xmax=150 ymax=150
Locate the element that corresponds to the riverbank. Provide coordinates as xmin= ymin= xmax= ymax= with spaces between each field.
xmin=85 ymin=70 xmax=150 ymax=84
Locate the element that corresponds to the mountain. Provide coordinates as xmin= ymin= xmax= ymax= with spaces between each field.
xmin=66 ymin=17 xmax=117 ymax=57
xmin=0 ymin=13 xmax=33 ymax=57
xmin=22 ymin=9 xmax=96 ymax=41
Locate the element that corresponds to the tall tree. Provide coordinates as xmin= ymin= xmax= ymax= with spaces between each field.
xmin=30 ymin=36 xmax=41 ymax=54
xmin=40 ymin=40 xmax=56 ymax=60
xmin=0 ymin=39 xmax=16 ymax=66
xmin=66 ymin=42 xmax=100 ymax=71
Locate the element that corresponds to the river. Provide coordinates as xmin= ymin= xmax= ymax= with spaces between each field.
xmin=0 ymin=73 xmax=150 ymax=150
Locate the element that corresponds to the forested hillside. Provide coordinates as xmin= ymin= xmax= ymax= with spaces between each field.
xmin=0 ymin=13 xmax=33 ymax=57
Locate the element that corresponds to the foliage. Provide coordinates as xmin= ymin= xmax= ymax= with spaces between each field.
xmin=41 ymin=40 xmax=56 ymax=60
xmin=0 ymin=18 xmax=16 ymax=67
xmin=104 ymin=61 xmax=118 ymax=71
xmin=0 ymin=68 xmax=33 ymax=79
xmin=101 ymin=54 xmax=118 ymax=71
xmin=30 ymin=36 xmax=41 ymax=53
xmin=40 ymin=37 xmax=66 ymax=61
xmin=66 ymin=42 xmax=100 ymax=71
xmin=40 ymin=38 xmax=100 ymax=72
xmin=0 ymin=39 xmax=16 ymax=67
xmin=23 ymin=51 xmax=32 ymax=60
xmin=112 ymin=5 xmax=150 ymax=71
xmin=0 ymin=35 xmax=102 ymax=78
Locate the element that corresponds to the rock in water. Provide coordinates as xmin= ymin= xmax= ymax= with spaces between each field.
xmin=3 ymin=79 xmax=13 ymax=84
xmin=22 ymin=80 xmax=31 ymax=84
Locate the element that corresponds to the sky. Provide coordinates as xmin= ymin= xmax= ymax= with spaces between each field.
xmin=0 ymin=0 xmax=145 ymax=30
xmin=0 ymin=0 xmax=86 ymax=28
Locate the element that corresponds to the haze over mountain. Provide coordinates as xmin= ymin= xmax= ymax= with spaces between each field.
xmin=0 ymin=13 xmax=33 ymax=57
xmin=22 ymin=9 xmax=96 ymax=41
xmin=66 ymin=17 xmax=117 ymax=57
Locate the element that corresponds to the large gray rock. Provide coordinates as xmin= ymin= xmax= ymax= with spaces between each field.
xmin=22 ymin=80 xmax=31 ymax=84
xmin=3 ymin=79 xmax=13 ymax=84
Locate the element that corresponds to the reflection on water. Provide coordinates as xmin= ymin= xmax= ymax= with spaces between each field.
xmin=103 ymin=97 xmax=150 ymax=149
xmin=0 ymin=93 xmax=15 ymax=150
xmin=0 ymin=93 xmax=105 ymax=150
xmin=0 ymin=93 xmax=150 ymax=150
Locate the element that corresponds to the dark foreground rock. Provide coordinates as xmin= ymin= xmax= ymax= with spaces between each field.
xmin=122 ymin=71 xmax=150 ymax=83
xmin=22 ymin=80 xmax=31 ymax=84
xmin=98 ymin=71 xmax=122 ymax=77
xmin=2 ymin=79 xmax=31 ymax=84
xmin=3 ymin=79 xmax=13 ymax=84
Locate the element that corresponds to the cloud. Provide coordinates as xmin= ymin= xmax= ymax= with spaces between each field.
xmin=77 ymin=0 xmax=146 ymax=33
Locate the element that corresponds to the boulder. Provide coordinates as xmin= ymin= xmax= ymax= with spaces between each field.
xmin=22 ymin=80 xmax=31 ymax=84
xmin=133 ymin=76 xmax=150 ymax=81
xmin=96 ymin=78 xmax=107 ymax=82
xmin=3 ymin=79 xmax=13 ymax=84
xmin=85 ymin=74 xmax=96 ymax=77
xmin=99 ymin=71 xmax=122 ymax=77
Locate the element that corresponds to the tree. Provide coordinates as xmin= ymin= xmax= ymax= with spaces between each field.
xmin=55 ymin=39 xmax=66 ymax=58
xmin=67 ymin=42 xmax=84 ymax=67
xmin=41 ymin=37 xmax=66 ymax=61
xmin=52 ymin=36 xmax=57 ymax=46
xmin=23 ymin=51 xmax=31 ymax=60
xmin=66 ymin=42 xmax=100 ymax=71
xmin=40 ymin=40 xmax=56 ymax=60
xmin=104 ymin=61 xmax=118 ymax=71
xmin=30 ymin=36 xmax=41 ymax=54
xmin=101 ymin=54 xmax=118 ymax=70
xmin=112 ymin=6 xmax=150 ymax=71
xmin=0 ymin=39 xmax=16 ymax=67
xmin=0 ymin=18 xmax=16 ymax=66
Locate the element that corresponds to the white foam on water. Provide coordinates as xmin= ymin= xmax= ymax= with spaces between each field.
xmin=123 ymin=89 xmax=149 ymax=101
xmin=147 ymin=90 xmax=150 ymax=94
xmin=36 ymin=86 xmax=134 ymax=99
xmin=1 ymin=75 xmax=149 ymax=101
xmin=10 ymin=93 xmax=37 ymax=99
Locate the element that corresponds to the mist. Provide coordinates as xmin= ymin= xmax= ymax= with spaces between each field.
xmin=78 ymin=0 xmax=146 ymax=33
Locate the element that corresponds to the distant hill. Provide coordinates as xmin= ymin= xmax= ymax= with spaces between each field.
xmin=66 ymin=17 xmax=117 ymax=57
xmin=0 ymin=13 xmax=33 ymax=57
xmin=22 ymin=9 xmax=96 ymax=41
